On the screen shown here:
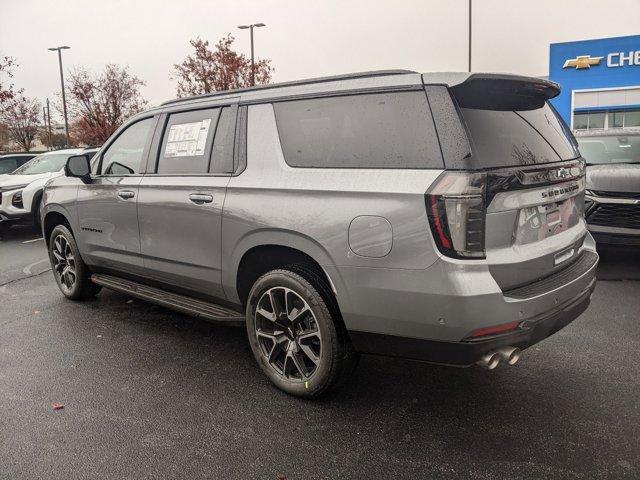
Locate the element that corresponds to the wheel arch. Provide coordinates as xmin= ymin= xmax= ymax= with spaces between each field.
xmin=228 ymin=229 xmax=340 ymax=308
xmin=42 ymin=206 xmax=73 ymax=247
xmin=29 ymin=187 xmax=44 ymax=213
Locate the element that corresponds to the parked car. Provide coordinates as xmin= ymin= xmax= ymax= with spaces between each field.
xmin=576 ymin=130 xmax=640 ymax=245
xmin=0 ymin=149 xmax=87 ymax=227
xmin=0 ymin=153 xmax=37 ymax=174
xmin=42 ymin=70 xmax=598 ymax=397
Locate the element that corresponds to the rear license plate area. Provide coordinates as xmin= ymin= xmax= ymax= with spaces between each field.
xmin=514 ymin=196 xmax=584 ymax=245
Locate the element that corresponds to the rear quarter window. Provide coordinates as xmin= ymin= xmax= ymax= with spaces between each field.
xmin=273 ymin=91 xmax=443 ymax=169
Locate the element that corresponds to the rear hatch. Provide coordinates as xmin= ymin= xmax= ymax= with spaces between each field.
xmin=425 ymin=74 xmax=588 ymax=291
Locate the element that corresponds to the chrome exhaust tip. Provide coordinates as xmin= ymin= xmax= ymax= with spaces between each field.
xmin=497 ymin=346 xmax=521 ymax=366
xmin=476 ymin=351 xmax=501 ymax=370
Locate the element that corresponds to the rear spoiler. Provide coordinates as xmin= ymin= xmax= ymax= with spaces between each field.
xmin=427 ymin=73 xmax=560 ymax=111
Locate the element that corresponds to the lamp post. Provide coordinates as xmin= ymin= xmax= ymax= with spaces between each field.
xmin=46 ymin=98 xmax=52 ymax=149
xmin=468 ymin=0 xmax=472 ymax=72
xmin=48 ymin=46 xmax=70 ymax=146
xmin=237 ymin=23 xmax=266 ymax=86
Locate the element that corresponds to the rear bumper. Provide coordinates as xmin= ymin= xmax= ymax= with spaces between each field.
xmin=331 ymin=234 xmax=599 ymax=364
xmin=349 ymin=277 xmax=595 ymax=366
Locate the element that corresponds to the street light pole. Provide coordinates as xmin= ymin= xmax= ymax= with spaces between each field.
xmin=468 ymin=0 xmax=472 ymax=72
xmin=250 ymin=26 xmax=255 ymax=86
xmin=48 ymin=46 xmax=70 ymax=146
xmin=238 ymin=23 xmax=266 ymax=86
xmin=46 ymin=98 xmax=52 ymax=149
xmin=42 ymin=106 xmax=48 ymax=150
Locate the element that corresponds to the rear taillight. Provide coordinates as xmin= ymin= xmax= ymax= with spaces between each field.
xmin=426 ymin=171 xmax=486 ymax=259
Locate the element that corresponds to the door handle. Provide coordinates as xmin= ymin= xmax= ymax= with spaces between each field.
xmin=189 ymin=193 xmax=213 ymax=204
xmin=117 ymin=190 xmax=135 ymax=200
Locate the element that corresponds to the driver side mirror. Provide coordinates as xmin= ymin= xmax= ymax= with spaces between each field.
xmin=65 ymin=155 xmax=92 ymax=183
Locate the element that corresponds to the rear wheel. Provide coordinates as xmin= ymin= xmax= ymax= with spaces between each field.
xmin=246 ymin=266 xmax=357 ymax=398
xmin=49 ymin=225 xmax=102 ymax=300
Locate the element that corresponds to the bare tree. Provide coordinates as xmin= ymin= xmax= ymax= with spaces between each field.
xmin=39 ymin=129 xmax=68 ymax=150
xmin=0 ymin=96 xmax=41 ymax=151
xmin=67 ymin=64 xmax=148 ymax=145
xmin=172 ymin=35 xmax=272 ymax=97
xmin=0 ymin=122 xmax=11 ymax=152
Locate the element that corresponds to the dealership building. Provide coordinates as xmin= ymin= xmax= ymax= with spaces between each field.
xmin=549 ymin=34 xmax=640 ymax=131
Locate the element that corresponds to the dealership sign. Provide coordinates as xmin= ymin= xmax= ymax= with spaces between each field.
xmin=563 ymin=51 xmax=640 ymax=69
xmin=549 ymin=35 xmax=640 ymax=124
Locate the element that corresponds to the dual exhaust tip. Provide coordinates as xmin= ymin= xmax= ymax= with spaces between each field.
xmin=476 ymin=346 xmax=521 ymax=370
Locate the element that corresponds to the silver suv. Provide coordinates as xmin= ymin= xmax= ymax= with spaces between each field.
xmin=42 ymin=70 xmax=598 ymax=397
xmin=576 ymin=130 xmax=640 ymax=245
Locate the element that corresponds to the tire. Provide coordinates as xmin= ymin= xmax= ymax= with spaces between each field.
xmin=48 ymin=224 xmax=102 ymax=300
xmin=246 ymin=265 xmax=358 ymax=398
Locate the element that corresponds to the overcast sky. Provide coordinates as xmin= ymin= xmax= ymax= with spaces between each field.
xmin=2 ymin=0 xmax=639 ymax=121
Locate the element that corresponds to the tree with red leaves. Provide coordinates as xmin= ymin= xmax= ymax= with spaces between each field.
xmin=172 ymin=35 xmax=272 ymax=98
xmin=0 ymin=56 xmax=21 ymax=106
xmin=0 ymin=95 xmax=41 ymax=151
xmin=67 ymin=64 xmax=148 ymax=145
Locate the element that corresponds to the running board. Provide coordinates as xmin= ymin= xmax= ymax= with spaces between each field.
xmin=91 ymin=274 xmax=244 ymax=325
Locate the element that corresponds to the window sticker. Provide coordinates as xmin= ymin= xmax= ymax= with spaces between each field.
xmin=164 ymin=119 xmax=211 ymax=157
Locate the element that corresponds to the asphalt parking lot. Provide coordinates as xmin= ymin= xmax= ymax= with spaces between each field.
xmin=1 ymin=225 xmax=639 ymax=480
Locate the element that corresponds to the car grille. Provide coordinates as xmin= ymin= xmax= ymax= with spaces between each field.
xmin=590 ymin=190 xmax=640 ymax=200
xmin=587 ymin=204 xmax=640 ymax=229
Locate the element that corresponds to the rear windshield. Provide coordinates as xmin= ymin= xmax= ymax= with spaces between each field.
xmin=273 ymin=91 xmax=443 ymax=169
xmin=460 ymin=103 xmax=579 ymax=168
xmin=577 ymin=135 xmax=640 ymax=165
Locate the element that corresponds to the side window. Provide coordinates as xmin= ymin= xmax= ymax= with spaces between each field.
xmin=0 ymin=158 xmax=18 ymax=174
xmin=272 ymin=91 xmax=443 ymax=169
xmin=157 ymin=108 xmax=220 ymax=174
xmin=211 ymin=107 xmax=236 ymax=173
xmin=233 ymin=105 xmax=248 ymax=174
xmin=101 ymin=117 xmax=155 ymax=175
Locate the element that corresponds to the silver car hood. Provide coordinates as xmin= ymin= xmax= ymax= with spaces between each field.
xmin=586 ymin=164 xmax=640 ymax=193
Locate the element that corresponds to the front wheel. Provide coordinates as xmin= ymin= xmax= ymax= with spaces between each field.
xmin=246 ymin=266 xmax=357 ymax=398
xmin=48 ymin=224 xmax=101 ymax=300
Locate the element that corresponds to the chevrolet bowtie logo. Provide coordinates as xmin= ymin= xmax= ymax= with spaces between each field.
xmin=563 ymin=55 xmax=604 ymax=69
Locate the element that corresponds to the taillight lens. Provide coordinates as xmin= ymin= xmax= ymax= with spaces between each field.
xmin=426 ymin=172 xmax=486 ymax=259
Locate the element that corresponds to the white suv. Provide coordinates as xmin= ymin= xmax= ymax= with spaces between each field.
xmin=0 ymin=148 xmax=96 ymax=228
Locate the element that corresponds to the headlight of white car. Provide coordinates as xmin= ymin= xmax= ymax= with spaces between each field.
xmin=11 ymin=190 xmax=24 ymax=208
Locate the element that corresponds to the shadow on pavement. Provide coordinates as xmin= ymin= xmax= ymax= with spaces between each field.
xmin=596 ymin=244 xmax=640 ymax=280
xmin=0 ymin=223 xmax=41 ymax=242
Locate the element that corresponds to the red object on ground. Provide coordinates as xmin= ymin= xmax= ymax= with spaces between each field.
xmin=52 ymin=403 xmax=64 ymax=410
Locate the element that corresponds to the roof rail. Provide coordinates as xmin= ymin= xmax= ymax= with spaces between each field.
xmin=161 ymin=69 xmax=418 ymax=106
